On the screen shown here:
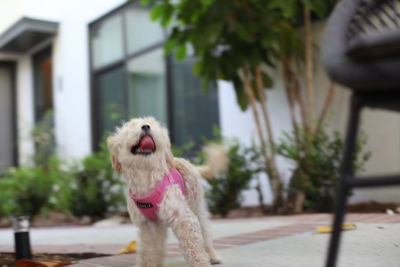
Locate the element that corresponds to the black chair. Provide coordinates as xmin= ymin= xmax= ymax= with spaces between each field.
xmin=322 ymin=0 xmax=400 ymax=266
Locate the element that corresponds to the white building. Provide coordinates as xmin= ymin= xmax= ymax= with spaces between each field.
xmin=0 ymin=0 xmax=399 ymax=206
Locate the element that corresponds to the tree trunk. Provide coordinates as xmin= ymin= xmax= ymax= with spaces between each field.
xmin=255 ymin=176 xmax=268 ymax=214
xmin=282 ymin=57 xmax=310 ymax=133
xmin=240 ymin=68 xmax=284 ymax=213
xmin=293 ymin=191 xmax=305 ymax=214
xmin=304 ymin=7 xmax=316 ymax=132
xmin=282 ymin=57 xmax=301 ymax=142
xmin=281 ymin=56 xmax=314 ymax=214
xmin=254 ymin=66 xmax=277 ymax=163
xmin=316 ymin=81 xmax=336 ymax=132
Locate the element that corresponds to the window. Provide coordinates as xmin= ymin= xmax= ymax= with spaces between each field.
xmin=91 ymin=14 xmax=124 ymax=69
xmin=33 ymin=46 xmax=53 ymax=123
xmin=127 ymin=49 xmax=167 ymax=124
xmin=96 ymin=66 xmax=125 ymax=138
xmin=90 ymin=2 xmax=219 ymax=149
xmin=170 ymin=59 xmax=219 ymax=147
xmin=125 ymin=8 xmax=164 ymax=54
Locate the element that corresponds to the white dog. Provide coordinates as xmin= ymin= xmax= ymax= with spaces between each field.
xmin=107 ymin=117 xmax=227 ymax=267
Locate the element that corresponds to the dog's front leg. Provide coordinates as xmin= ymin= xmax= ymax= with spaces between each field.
xmin=137 ymin=221 xmax=167 ymax=267
xmin=159 ymin=186 xmax=210 ymax=267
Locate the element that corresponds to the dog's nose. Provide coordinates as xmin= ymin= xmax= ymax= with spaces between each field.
xmin=141 ymin=125 xmax=150 ymax=132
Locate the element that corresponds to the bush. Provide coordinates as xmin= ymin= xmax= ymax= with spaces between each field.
xmin=0 ymin=166 xmax=53 ymax=217
xmin=67 ymin=142 xmax=125 ymax=220
xmin=205 ymin=142 xmax=263 ymax=217
xmin=277 ymin=126 xmax=371 ymax=212
xmin=0 ymin=140 xmax=125 ymax=222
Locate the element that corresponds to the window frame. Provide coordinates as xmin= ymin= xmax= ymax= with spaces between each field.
xmin=89 ymin=1 xmax=175 ymax=150
xmin=88 ymin=1 xmax=219 ymax=151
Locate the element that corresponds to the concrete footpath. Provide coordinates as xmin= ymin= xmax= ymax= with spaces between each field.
xmin=1 ymin=214 xmax=400 ymax=267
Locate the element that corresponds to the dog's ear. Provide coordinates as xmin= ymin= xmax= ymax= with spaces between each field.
xmin=107 ymin=135 xmax=122 ymax=174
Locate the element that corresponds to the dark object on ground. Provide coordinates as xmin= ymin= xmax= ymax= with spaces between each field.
xmin=322 ymin=0 xmax=400 ymax=266
xmin=12 ymin=216 xmax=32 ymax=260
xmin=0 ymin=252 xmax=111 ymax=267
xmin=14 ymin=232 xmax=31 ymax=260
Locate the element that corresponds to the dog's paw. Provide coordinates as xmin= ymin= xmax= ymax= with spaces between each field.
xmin=210 ymin=254 xmax=222 ymax=265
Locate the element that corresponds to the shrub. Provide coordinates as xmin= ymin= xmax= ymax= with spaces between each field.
xmin=0 ymin=156 xmax=72 ymax=219
xmin=0 ymin=166 xmax=53 ymax=217
xmin=277 ymin=126 xmax=371 ymax=212
xmin=0 ymin=141 xmax=125 ymax=222
xmin=67 ymin=141 xmax=125 ymax=220
xmin=205 ymin=142 xmax=263 ymax=217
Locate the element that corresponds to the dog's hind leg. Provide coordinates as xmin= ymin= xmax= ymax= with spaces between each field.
xmin=138 ymin=221 xmax=167 ymax=267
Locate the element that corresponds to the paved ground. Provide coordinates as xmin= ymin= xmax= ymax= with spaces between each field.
xmin=1 ymin=214 xmax=400 ymax=267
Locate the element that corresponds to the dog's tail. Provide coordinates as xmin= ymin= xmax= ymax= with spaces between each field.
xmin=197 ymin=143 xmax=228 ymax=179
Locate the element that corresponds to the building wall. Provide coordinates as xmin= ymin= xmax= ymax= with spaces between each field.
xmin=0 ymin=0 xmax=126 ymax=163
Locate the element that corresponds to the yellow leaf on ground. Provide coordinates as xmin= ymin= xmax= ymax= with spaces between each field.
xmin=116 ymin=241 xmax=137 ymax=254
xmin=316 ymin=223 xmax=357 ymax=233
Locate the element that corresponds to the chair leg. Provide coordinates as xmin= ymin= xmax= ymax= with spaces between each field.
xmin=325 ymin=93 xmax=363 ymax=267
xmin=326 ymin=185 xmax=350 ymax=267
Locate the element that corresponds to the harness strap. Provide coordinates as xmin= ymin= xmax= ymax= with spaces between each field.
xmin=129 ymin=169 xmax=186 ymax=221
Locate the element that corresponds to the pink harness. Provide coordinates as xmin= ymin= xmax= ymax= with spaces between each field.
xmin=128 ymin=169 xmax=187 ymax=221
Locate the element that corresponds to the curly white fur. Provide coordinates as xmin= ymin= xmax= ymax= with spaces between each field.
xmin=107 ymin=117 xmax=225 ymax=267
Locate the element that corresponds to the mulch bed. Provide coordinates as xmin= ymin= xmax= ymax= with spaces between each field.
xmin=211 ymin=202 xmax=400 ymax=219
xmin=347 ymin=202 xmax=399 ymax=213
xmin=0 ymin=252 xmax=111 ymax=267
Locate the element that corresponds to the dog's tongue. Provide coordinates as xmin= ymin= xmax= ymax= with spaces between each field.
xmin=140 ymin=135 xmax=155 ymax=151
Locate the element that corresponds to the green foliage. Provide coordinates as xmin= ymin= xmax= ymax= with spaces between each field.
xmin=206 ymin=141 xmax=263 ymax=217
xmin=67 ymin=141 xmax=125 ymax=219
xmin=0 ymin=141 xmax=125 ymax=221
xmin=0 ymin=113 xmax=68 ymax=218
xmin=31 ymin=110 xmax=55 ymax=167
xmin=172 ymin=141 xmax=195 ymax=158
xmin=276 ymin=126 xmax=371 ymax=212
xmin=144 ymin=0 xmax=336 ymax=110
xmin=0 ymin=159 xmax=58 ymax=217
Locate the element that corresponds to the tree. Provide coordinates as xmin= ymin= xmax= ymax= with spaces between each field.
xmin=143 ymin=0 xmax=340 ymax=213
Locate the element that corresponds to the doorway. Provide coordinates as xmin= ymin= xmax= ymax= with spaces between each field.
xmin=32 ymin=46 xmax=54 ymax=164
xmin=0 ymin=62 xmax=17 ymax=174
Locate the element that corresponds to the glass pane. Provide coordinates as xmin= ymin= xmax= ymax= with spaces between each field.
xmin=125 ymin=7 xmax=164 ymax=54
xmin=171 ymin=59 xmax=219 ymax=147
xmin=33 ymin=47 xmax=53 ymax=122
xmin=95 ymin=66 xmax=125 ymax=143
xmin=91 ymin=14 xmax=124 ymax=69
xmin=127 ymin=49 xmax=167 ymax=124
